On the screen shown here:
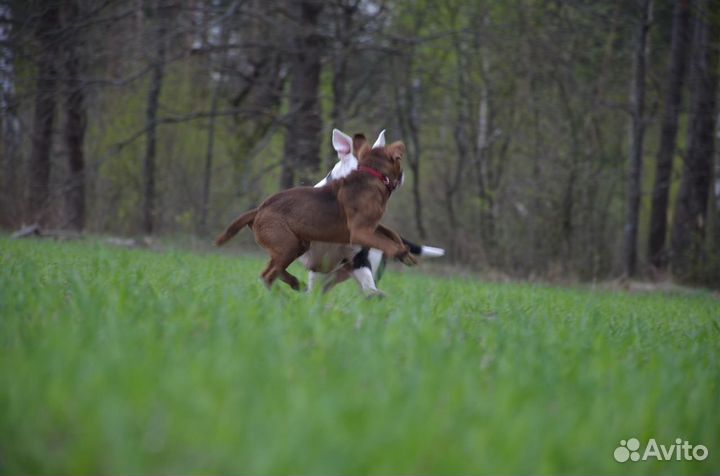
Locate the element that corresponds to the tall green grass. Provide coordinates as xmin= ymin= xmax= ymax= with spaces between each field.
xmin=1 ymin=238 xmax=718 ymax=475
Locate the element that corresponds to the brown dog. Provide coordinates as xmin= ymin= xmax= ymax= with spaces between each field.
xmin=215 ymin=137 xmax=416 ymax=290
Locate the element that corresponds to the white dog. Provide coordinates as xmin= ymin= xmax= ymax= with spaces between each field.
xmin=298 ymin=128 xmax=444 ymax=295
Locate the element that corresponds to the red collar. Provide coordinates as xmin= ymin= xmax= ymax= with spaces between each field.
xmin=358 ymin=166 xmax=400 ymax=193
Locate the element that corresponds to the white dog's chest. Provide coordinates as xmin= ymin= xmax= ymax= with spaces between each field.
xmin=299 ymin=243 xmax=361 ymax=273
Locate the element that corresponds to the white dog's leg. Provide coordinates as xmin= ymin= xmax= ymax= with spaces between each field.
xmin=352 ymin=266 xmax=383 ymax=296
xmin=307 ymin=271 xmax=321 ymax=293
xmin=367 ymin=249 xmax=384 ymax=276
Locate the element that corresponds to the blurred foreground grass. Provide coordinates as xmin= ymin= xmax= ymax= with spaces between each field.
xmin=0 ymin=238 xmax=718 ymax=475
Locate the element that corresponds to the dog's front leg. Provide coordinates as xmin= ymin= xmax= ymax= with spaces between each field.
xmin=375 ymin=224 xmax=417 ymax=266
xmin=375 ymin=223 xmax=405 ymax=247
xmin=348 ymin=228 xmax=414 ymax=265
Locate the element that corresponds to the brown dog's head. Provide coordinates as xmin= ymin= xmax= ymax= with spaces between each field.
xmin=357 ymin=138 xmax=405 ymax=187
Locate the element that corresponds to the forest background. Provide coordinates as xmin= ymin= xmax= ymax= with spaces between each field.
xmin=1 ymin=0 xmax=719 ymax=287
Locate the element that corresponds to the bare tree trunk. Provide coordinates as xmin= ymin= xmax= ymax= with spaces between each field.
xmin=670 ymin=0 xmax=719 ymax=276
xmin=715 ymin=151 xmax=720 ymax=240
xmin=407 ymin=77 xmax=427 ymax=239
xmin=392 ymin=52 xmax=427 ymax=239
xmin=199 ymin=76 xmax=220 ymax=234
xmin=199 ymin=10 xmax=231 ymax=235
xmin=452 ymin=26 xmax=482 ymax=237
xmin=622 ymin=0 xmax=652 ymax=277
xmin=475 ymin=52 xmax=497 ymax=251
xmin=647 ymin=0 xmax=693 ymax=268
xmin=556 ymin=80 xmax=580 ymax=260
xmin=439 ymin=95 xmax=461 ymax=260
xmin=0 ymin=2 xmax=20 ymax=227
xmin=27 ymin=3 xmax=59 ymax=225
xmin=711 ymin=153 xmax=720 ymax=284
xmin=231 ymin=0 xmax=285 ymax=191
xmin=281 ymin=0 xmax=323 ymax=188
xmin=63 ymin=0 xmax=86 ymax=231
xmin=330 ymin=1 xmax=356 ymax=140
xmin=710 ymin=153 xmax=720 ymax=283
xmin=143 ymin=19 xmax=165 ymax=234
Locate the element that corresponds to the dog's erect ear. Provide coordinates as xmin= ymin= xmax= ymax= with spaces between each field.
xmin=372 ymin=129 xmax=386 ymax=148
xmin=332 ymin=129 xmax=353 ymax=159
xmin=356 ymin=142 xmax=371 ymax=160
xmin=386 ymin=141 xmax=406 ymax=161
xmin=353 ymin=133 xmax=368 ymax=155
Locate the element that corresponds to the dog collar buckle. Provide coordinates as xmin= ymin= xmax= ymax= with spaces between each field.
xmin=358 ymin=166 xmax=397 ymax=193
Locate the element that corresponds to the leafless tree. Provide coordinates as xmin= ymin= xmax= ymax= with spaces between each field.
xmin=142 ymin=3 xmax=167 ymax=234
xmin=622 ymin=0 xmax=652 ymax=277
xmin=281 ymin=0 xmax=324 ymax=188
xmin=647 ymin=0 xmax=693 ymax=269
xmin=0 ymin=1 xmax=21 ymax=227
xmin=62 ymin=0 xmax=87 ymax=230
xmin=670 ymin=0 xmax=719 ymax=277
xmin=26 ymin=2 xmax=60 ymax=225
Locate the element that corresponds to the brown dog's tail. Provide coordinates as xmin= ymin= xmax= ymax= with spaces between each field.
xmin=214 ymin=208 xmax=258 ymax=246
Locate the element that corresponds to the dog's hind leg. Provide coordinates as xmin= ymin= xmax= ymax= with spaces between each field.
xmin=348 ymin=248 xmax=383 ymax=296
xmin=307 ymin=271 xmax=322 ymax=292
xmin=260 ymin=260 xmax=275 ymax=288
xmin=322 ymin=262 xmax=353 ymax=294
xmin=351 ymin=266 xmax=384 ymax=297
xmin=255 ymin=218 xmax=309 ymax=290
xmin=279 ymin=269 xmax=302 ymax=291
xmin=262 ymin=244 xmax=308 ymax=291
xmin=262 ymin=262 xmax=283 ymax=289
xmin=264 ymin=256 xmax=304 ymax=290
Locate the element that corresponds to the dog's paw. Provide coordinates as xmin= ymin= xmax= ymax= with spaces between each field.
xmin=365 ymin=288 xmax=386 ymax=299
xmin=398 ymin=251 xmax=418 ymax=266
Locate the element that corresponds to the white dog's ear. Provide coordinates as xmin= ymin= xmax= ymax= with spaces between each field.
xmin=332 ymin=129 xmax=353 ymax=158
xmin=372 ymin=129 xmax=386 ymax=148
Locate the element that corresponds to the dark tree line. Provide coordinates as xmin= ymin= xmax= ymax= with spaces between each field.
xmin=1 ymin=0 xmax=719 ymax=287
xmin=669 ymin=0 xmax=719 ymax=280
xmin=648 ymin=0 xmax=693 ymax=270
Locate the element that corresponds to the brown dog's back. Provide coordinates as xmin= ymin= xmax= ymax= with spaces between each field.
xmin=253 ymin=186 xmax=351 ymax=243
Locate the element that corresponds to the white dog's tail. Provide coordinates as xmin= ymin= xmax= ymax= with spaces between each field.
xmin=419 ymin=246 xmax=445 ymax=258
xmin=402 ymin=239 xmax=445 ymax=258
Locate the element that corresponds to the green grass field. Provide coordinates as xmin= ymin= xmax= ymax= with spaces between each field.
xmin=1 ymin=238 xmax=718 ymax=475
